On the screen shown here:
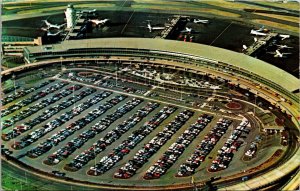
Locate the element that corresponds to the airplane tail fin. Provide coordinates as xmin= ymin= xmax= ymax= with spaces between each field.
xmin=276 ymin=49 xmax=281 ymax=55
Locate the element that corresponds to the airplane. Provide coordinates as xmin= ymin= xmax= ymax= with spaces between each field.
xmin=189 ymin=36 xmax=194 ymax=42
xmin=47 ymin=30 xmax=63 ymax=36
xmin=193 ymin=19 xmax=209 ymax=24
xmin=41 ymin=27 xmax=48 ymax=32
xmin=89 ymin=19 xmax=109 ymax=26
xmin=80 ymin=24 xmax=88 ymax=32
xmin=146 ymin=21 xmax=165 ymax=32
xmin=267 ymin=49 xmax=292 ymax=58
xmin=75 ymin=33 xmax=85 ymax=39
xmin=43 ymin=20 xmax=66 ymax=29
xmin=254 ymin=37 xmax=266 ymax=44
xmin=181 ymin=27 xmax=192 ymax=33
xmin=255 ymin=25 xmax=269 ymax=32
xmin=279 ymin=34 xmax=290 ymax=40
xmin=276 ymin=44 xmax=293 ymax=49
xmin=79 ymin=9 xmax=96 ymax=14
xmin=250 ymin=29 xmax=267 ymax=36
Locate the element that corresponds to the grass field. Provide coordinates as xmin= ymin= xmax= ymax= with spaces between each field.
xmin=2 ymin=172 xmax=43 ymax=191
xmin=203 ymin=1 xmax=268 ymax=10
xmin=252 ymin=19 xmax=299 ymax=33
xmin=2 ymin=61 xmax=25 ymax=69
xmin=132 ymin=5 xmax=241 ymax=18
xmin=254 ymin=1 xmax=300 ymax=11
xmin=254 ymin=13 xmax=299 ymax=23
xmin=17 ymin=4 xmax=114 ymax=14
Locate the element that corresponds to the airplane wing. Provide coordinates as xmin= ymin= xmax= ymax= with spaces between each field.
xmin=43 ymin=20 xmax=51 ymax=26
xmin=266 ymin=52 xmax=276 ymax=54
xmin=41 ymin=27 xmax=48 ymax=31
xmin=152 ymin=27 xmax=164 ymax=30
xmin=279 ymin=35 xmax=290 ymax=40
xmin=47 ymin=31 xmax=61 ymax=36
xmin=59 ymin=23 xmax=67 ymax=28
xmin=256 ymin=25 xmax=264 ymax=32
xmin=195 ymin=20 xmax=208 ymax=24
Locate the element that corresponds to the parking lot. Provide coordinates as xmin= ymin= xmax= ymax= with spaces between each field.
xmin=1 ymin=66 xmax=285 ymax=187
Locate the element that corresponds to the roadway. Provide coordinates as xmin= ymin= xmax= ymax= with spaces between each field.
xmin=282 ymin=170 xmax=300 ymax=191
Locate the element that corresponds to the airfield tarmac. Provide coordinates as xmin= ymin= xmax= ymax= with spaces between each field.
xmin=3 ymin=10 xmax=299 ymax=77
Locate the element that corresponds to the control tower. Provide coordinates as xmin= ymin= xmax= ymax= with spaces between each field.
xmin=65 ymin=4 xmax=76 ymax=28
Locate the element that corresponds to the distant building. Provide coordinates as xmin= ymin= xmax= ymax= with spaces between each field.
xmin=65 ymin=4 xmax=76 ymax=28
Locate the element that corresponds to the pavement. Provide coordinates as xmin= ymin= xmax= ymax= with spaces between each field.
xmin=1 ymin=56 xmax=298 ymax=190
xmin=2 ymin=65 xmax=291 ymax=190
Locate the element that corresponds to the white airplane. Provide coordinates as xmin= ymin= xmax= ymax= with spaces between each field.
xmin=47 ymin=30 xmax=63 ymax=36
xmin=276 ymin=44 xmax=293 ymax=49
xmin=43 ymin=20 xmax=66 ymax=29
xmin=193 ymin=19 xmax=209 ymax=24
xmin=267 ymin=49 xmax=292 ymax=58
xmin=181 ymin=27 xmax=192 ymax=33
xmin=80 ymin=9 xmax=96 ymax=14
xmin=41 ymin=27 xmax=48 ymax=32
xmin=256 ymin=25 xmax=268 ymax=32
xmin=254 ymin=37 xmax=266 ymax=44
xmin=89 ymin=19 xmax=109 ymax=26
xmin=250 ymin=29 xmax=267 ymax=36
xmin=279 ymin=34 xmax=290 ymax=40
xmin=146 ymin=21 xmax=165 ymax=32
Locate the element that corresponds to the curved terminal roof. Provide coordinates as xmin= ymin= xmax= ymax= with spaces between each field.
xmin=26 ymin=38 xmax=299 ymax=92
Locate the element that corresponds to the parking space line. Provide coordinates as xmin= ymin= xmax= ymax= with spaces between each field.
xmin=121 ymin=10 xmax=135 ymax=35
xmin=210 ymin=22 xmax=233 ymax=46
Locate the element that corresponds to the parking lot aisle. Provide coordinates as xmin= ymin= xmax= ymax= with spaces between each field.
xmin=168 ymin=113 xmax=220 ymax=172
xmin=73 ymin=107 xmax=182 ymax=180
xmin=89 ymin=104 xmax=167 ymax=178
xmin=17 ymin=92 xmax=121 ymax=171
xmin=2 ymin=84 xmax=81 ymax=133
xmin=69 ymin=101 xmax=153 ymax=173
xmin=62 ymin=101 xmax=150 ymax=175
xmin=1 ymin=81 xmax=68 ymax=120
xmin=2 ymin=86 xmax=92 ymax=142
xmin=194 ymin=120 xmax=240 ymax=177
xmin=44 ymin=96 xmax=138 ymax=170
xmin=2 ymin=79 xmax=54 ymax=106
xmin=33 ymin=94 xmax=129 ymax=159
xmin=8 ymin=90 xmax=106 ymax=157
xmin=127 ymin=109 xmax=198 ymax=180
xmin=83 ymin=103 xmax=166 ymax=175
xmin=19 ymin=92 xmax=119 ymax=155
xmin=152 ymin=114 xmax=219 ymax=181
xmin=2 ymin=80 xmax=58 ymax=111
xmin=143 ymin=112 xmax=206 ymax=181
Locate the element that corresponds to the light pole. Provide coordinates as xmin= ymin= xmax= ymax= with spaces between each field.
xmin=12 ymin=74 xmax=16 ymax=95
xmin=115 ymin=62 xmax=118 ymax=87
xmin=73 ymin=85 xmax=75 ymax=110
xmin=60 ymin=56 xmax=63 ymax=71
xmin=25 ymin=171 xmax=28 ymax=184
xmin=94 ymin=144 xmax=97 ymax=167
